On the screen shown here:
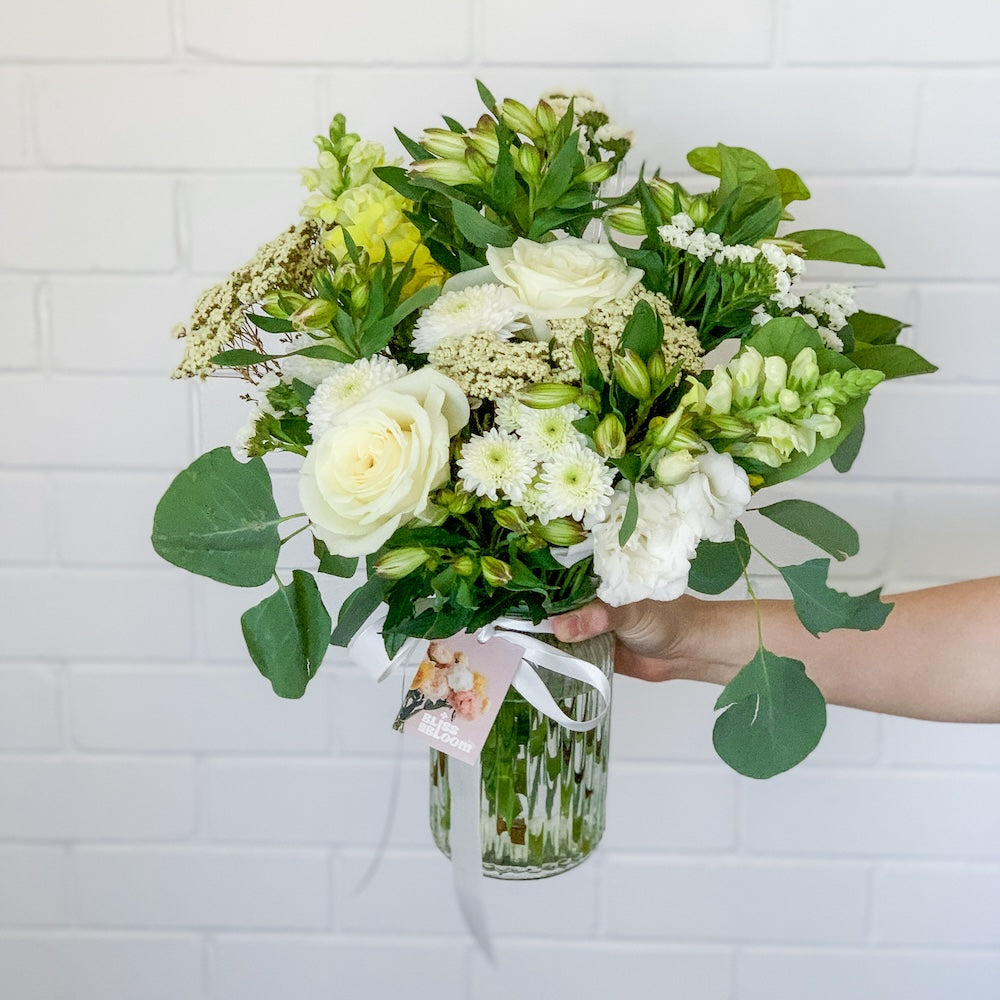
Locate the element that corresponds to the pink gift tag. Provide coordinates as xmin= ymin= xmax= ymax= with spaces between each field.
xmin=393 ymin=631 xmax=522 ymax=764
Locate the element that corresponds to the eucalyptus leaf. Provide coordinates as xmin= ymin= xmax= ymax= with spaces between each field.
xmin=688 ymin=523 xmax=751 ymax=594
xmin=330 ymin=575 xmax=387 ymax=647
xmin=757 ymin=500 xmax=859 ymax=561
xmin=241 ymin=570 xmax=331 ymax=698
xmin=713 ymin=646 xmax=827 ymax=778
xmin=313 ymin=537 xmax=359 ymax=578
xmin=783 ymin=229 xmax=884 ymax=268
xmin=151 ymin=447 xmax=281 ymax=587
xmin=831 ymin=415 xmax=865 ymax=474
xmin=848 ymin=311 xmax=909 ymax=346
xmin=779 ymin=558 xmax=894 ymax=636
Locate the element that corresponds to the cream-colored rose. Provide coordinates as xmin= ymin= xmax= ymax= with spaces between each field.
xmin=299 ymin=368 xmax=469 ymax=557
xmin=486 ymin=237 xmax=642 ymax=339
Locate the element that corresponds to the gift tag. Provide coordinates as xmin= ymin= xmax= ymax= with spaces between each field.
xmin=393 ymin=631 xmax=522 ymax=764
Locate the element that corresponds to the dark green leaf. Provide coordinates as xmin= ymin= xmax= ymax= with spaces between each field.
xmin=536 ymin=132 xmax=583 ymax=211
xmin=618 ymin=480 xmax=638 ymax=547
xmin=247 ymin=313 xmax=296 ymax=334
xmin=688 ymin=522 xmax=751 ymax=594
xmin=394 ymin=127 xmax=433 ymax=162
xmin=476 ymin=79 xmax=498 ymax=113
xmin=330 ymin=575 xmax=387 ymax=647
xmin=831 ymin=415 xmax=865 ymax=474
xmin=713 ymin=646 xmax=827 ymax=778
xmin=209 ymin=349 xmax=271 ymax=368
xmin=619 ymin=299 xmax=662 ymax=362
xmin=373 ymin=164 xmax=423 ymax=200
xmin=783 ymin=229 xmax=884 ymax=268
xmin=241 ymin=570 xmax=331 ymax=698
xmin=450 ymin=200 xmax=515 ymax=248
xmin=442 ymin=115 xmax=465 ymax=134
xmin=849 ymin=344 xmax=937 ymax=380
xmin=151 ymin=447 xmax=281 ymax=587
xmin=779 ymin=558 xmax=894 ymax=636
xmin=313 ymin=537 xmax=359 ymax=578
xmin=848 ymin=311 xmax=909 ymax=346
xmin=291 ymin=378 xmax=315 ymax=409
xmin=491 ymin=137 xmax=518 ymax=215
xmin=757 ymin=499 xmax=858 ymax=561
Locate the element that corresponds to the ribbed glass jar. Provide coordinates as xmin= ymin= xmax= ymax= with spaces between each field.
xmin=428 ymin=627 xmax=614 ymax=879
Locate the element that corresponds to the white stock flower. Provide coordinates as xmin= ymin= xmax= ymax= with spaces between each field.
xmin=485 ymin=237 xmax=642 ymax=340
xmin=592 ymin=483 xmax=699 ymax=606
xmin=299 ymin=368 xmax=469 ymax=557
xmin=517 ymin=404 xmax=586 ymax=459
xmin=669 ymin=448 xmax=751 ymax=543
xmin=307 ymin=356 xmax=409 ymax=439
xmin=411 ymin=284 xmax=528 ymax=354
xmin=537 ymin=443 xmax=616 ymax=525
xmin=457 ymin=428 xmax=537 ymax=503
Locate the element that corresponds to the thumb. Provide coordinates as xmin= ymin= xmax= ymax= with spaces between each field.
xmin=551 ymin=600 xmax=621 ymax=642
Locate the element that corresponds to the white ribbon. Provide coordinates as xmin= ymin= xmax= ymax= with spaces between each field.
xmin=347 ymin=609 xmax=611 ymax=958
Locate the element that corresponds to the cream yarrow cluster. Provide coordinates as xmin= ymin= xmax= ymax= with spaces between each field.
xmin=428 ymin=331 xmax=554 ymax=401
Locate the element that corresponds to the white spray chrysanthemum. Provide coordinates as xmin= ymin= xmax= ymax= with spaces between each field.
xmin=494 ymin=396 xmax=528 ymax=433
xmin=411 ymin=284 xmax=529 ymax=354
xmin=537 ymin=442 xmax=616 ymax=525
xmin=307 ymin=356 xmax=408 ymax=439
xmin=517 ymin=403 xmax=586 ymax=460
xmin=457 ymin=428 xmax=537 ymax=503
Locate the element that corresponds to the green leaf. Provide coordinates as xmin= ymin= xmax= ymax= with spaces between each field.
xmin=619 ymin=299 xmax=662 ymax=362
xmin=687 ymin=146 xmax=722 ymax=177
xmin=313 ymin=537 xmax=359 ymax=578
xmin=779 ymin=558 xmax=894 ymax=636
xmin=491 ymin=135 xmax=518 ymax=215
xmin=476 ymin=79 xmax=498 ymax=113
xmin=618 ymin=480 xmax=639 ymax=547
xmin=241 ymin=570 xmax=331 ymax=699
xmin=330 ymin=575 xmax=387 ymax=647
xmin=757 ymin=500 xmax=858 ymax=561
xmin=713 ymin=646 xmax=827 ymax=778
xmin=450 ymin=200 xmax=515 ymax=248
xmin=209 ymin=348 xmax=271 ymax=368
xmin=247 ymin=313 xmax=296 ymax=334
xmin=848 ymin=311 xmax=909 ymax=346
xmin=394 ymin=127 xmax=433 ymax=162
xmin=783 ymin=229 xmax=885 ymax=268
xmin=774 ymin=167 xmax=811 ymax=208
xmin=688 ymin=522 xmax=751 ymax=594
xmin=831 ymin=414 xmax=865 ymax=474
xmin=151 ymin=447 xmax=281 ymax=587
xmin=536 ymin=131 xmax=583 ymax=211
xmin=849 ymin=344 xmax=937 ymax=380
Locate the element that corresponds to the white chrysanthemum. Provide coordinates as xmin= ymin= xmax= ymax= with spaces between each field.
xmin=517 ymin=404 xmax=586 ymax=459
xmin=669 ymin=447 xmax=751 ymax=544
xmin=494 ymin=396 xmax=528 ymax=433
xmin=592 ymin=483 xmax=699 ymax=606
xmin=457 ymin=429 xmax=537 ymax=503
xmin=307 ymin=356 xmax=408 ymax=439
xmin=411 ymin=285 xmax=528 ymax=354
xmin=517 ymin=477 xmax=548 ymax=521
xmin=537 ymin=443 xmax=616 ymax=525
xmin=233 ymin=404 xmax=266 ymax=461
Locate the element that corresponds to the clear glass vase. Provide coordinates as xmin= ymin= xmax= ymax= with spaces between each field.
xmin=428 ymin=627 xmax=614 ymax=879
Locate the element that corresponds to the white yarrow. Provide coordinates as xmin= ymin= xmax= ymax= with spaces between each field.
xmin=457 ymin=429 xmax=536 ymax=503
xmin=411 ymin=284 xmax=528 ymax=354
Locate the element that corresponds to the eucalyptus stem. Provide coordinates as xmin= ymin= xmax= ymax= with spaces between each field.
xmin=279 ymin=523 xmax=310 ymax=545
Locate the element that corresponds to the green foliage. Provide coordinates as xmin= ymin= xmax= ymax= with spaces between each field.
xmin=313 ymin=538 xmax=359 ymax=578
xmin=151 ymin=448 xmax=281 ymax=587
xmin=846 ymin=311 xmax=909 ymax=346
xmin=713 ymin=646 xmax=827 ymax=778
xmin=757 ymin=500 xmax=859 ymax=561
xmin=688 ymin=523 xmax=751 ymax=594
xmin=849 ymin=344 xmax=937 ymax=380
xmin=330 ymin=575 xmax=388 ymax=647
xmin=779 ymin=558 xmax=894 ymax=636
xmin=784 ymin=229 xmax=884 ymax=268
xmin=830 ymin=415 xmax=866 ymax=474
xmin=241 ymin=571 xmax=331 ymax=698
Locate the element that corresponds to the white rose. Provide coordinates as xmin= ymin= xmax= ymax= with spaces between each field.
xmin=670 ymin=447 xmax=751 ymax=543
xmin=486 ymin=237 xmax=642 ymax=339
xmin=592 ymin=483 xmax=699 ymax=607
xmin=299 ymin=368 xmax=469 ymax=557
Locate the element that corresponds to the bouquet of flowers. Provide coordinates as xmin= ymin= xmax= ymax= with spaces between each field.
xmin=153 ymin=81 xmax=934 ymax=790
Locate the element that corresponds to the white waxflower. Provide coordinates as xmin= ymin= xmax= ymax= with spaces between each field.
xmin=537 ymin=442 xmax=616 ymax=525
xmin=658 ymin=224 xmax=691 ymax=251
xmin=750 ymin=304 xmax=772 ymax=327
xmin=307 ymin=356 xmax=409 ymax=439
xmin=411 ymin=284 xmax=528 ymax=354
xmin=670 ymin=213 xmax=695 ymax=233
xmin=517 ymin=404 xmax=586 ymax=460
xmin=760 ymin=243 xmax=792 ymax=271
xmin=715 ymin=244 xmax=760 ymax=265
xmin=685 ymin=228 xmax=725 ymax=262
xmin=457 ymin=429 xmax=537 ymax=503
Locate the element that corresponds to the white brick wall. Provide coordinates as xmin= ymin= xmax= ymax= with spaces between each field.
xmin=2 ymin=2 xmax=999 ymax=997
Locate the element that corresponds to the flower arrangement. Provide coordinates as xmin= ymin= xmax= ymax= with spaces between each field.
xmin=153 ymin=82 xmax=935 ymax=779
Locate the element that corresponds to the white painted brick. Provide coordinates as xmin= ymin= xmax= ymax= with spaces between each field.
xmin=874 ymin=863 xmax=1000 ymax=946
xmin=741 ymin=772 xmax=1000 ymax=859
xmin=0 ymin=376 xmax=191 ymax=469
xmin=894 ymin=487 xmax=1000 ymax=579
xmin=917 ymin=286 xmax=1000 ymax=383
xmin=70 ymin=665 xmax=332 ymax=752
xmin=0 ymin=570 xmax=193 ymax=661
xmin=783 ymin=0 xmax=1000 ymax=63
xmin=0 ymin=278 xmax=38 ymax=371
xmin=0 ymin=0 xmax=172 ymax=59
xmin=611 ymin=677 xmax=719 ymax=762
xmin=0 ymin=72 xmax=27 ymax=166
xmin=739 ymin=948 xmax=1000 ymax=1000
xmin=919 ymin=74 xmax=1000 ymax=172
xmin=34 ymin=68 xmax=321 ymax=170
xmin=482 ymin=0 xmax=773 ymax=64
xmin=181 ymin=174 xmax=305 ymax=275
xmin=602 ymin=765 xmax=737 ymax=851
xmin=335 ymin=848 xmax=599 ymax=936
xmin=883 ymin=716 xmax=1000 ymax=768
xmin=0 ymin=847 xmax=69 ymax=925
xmin=604 ymin=858 xmax=869 ymax=943
xmin=471 ymin=943 xmax=733 ymax=1000
xmin=618 ymin=71 xmax=919 ymax=175
xmin=211 ymin=937 xmax=464 ymax=1000
xmin=0 ymin=758 xmax=195 ymax=840
xmin=183 ymin=0 xmax=471 ymax=62
xmin=0 ymin=666 xmax=60 ymax=750
xmin=329 ymin=669 xmax=424 ymax=758
xmin=48 ymin=275 xmax=205 ymax=375
xmin=205 ymin=759 xmax=430 ymax=847
xmin=73 ymin=847 xmax=329 ymax=929
xmin=0 ymin=175 xmax=176 ymax=272
xmin=0 ymin=933 xmax=206 ymax=1000
xmin=0 ymin=473 xmax=54 ymax=564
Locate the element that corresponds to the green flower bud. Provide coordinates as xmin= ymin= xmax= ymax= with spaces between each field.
xmin=420 ymin=128 xmax=470 ymax=159
xmin=762 ymin=356 xmax=789 ymax=404
xmin=788 ymin=347 xmax=820 ymax=394
xmin=576 ymin=388 xmax=602 ymax=415
xmin=531 ymin=517 xmax=587 ymax=547
xmin=467 ymin=119 xmax=501 ymax=162
xmin=411 ymin=158 xmax=479 ymax=186
xmin=705 ymin=366 xmax=734 ymax=415
xmin=480 ymin=556 xmax=513 ymax=587
xmin=706 ymin=414 xmax=751 ymax=440
xmin=464 ymin=146 xmax=493 ymax=184
xmin=777 ymin=388 xmax=801 ymax=413
xmin=493 ymin=506 xmax=529 ymax=533
xmin=260 ymin=290 xmax=306 ymax=318
xmin=615 ymin=349 xmax=651 ymax=400
xmin=687 ymin=195 xmax=711 ymax=227
xmin=575 ymin=160 xmax=615 ymax=185
xmin=593 ymin=413 xmax=627 ymax=458
xmin=670 ymin=427 xmax=706 ymax=452
xmin=845 ymin=368 xmax=886 ymax=394
xmin=452 ymin=554 xmax=477 ymax=577
xmin=514 ymin=143 xmax=543 ymax=179
xmin=438 ymin=487 xmax=476 ymax=515
xmin=350 ymin=283 xmax=369 ymax=313
xmin=375 ymin=547 xmax=430 ymax=580
xmin=604 ymin=205 xmax=646 ymax=236
xmin=534 ymin=100 xmax=559 ymax=134
xmin=654 ymin=449 xmax=699 ymax=486
xmin=570 ymin=337 xmax=593 ymax=375
xmin=291 ymin=298 xmax=337 ymax=330
xmin=647 ymin=410 xmax=684 ymax=449
xmin=518 ymin=382 xmax=581 ymax=408
xmin=499 ymin=98 xmax=543 ymax=139
xmin=646 ymin=350 xmax=668 ymax=391
xmin=648 ymin=177 xmax=688 ymax=218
